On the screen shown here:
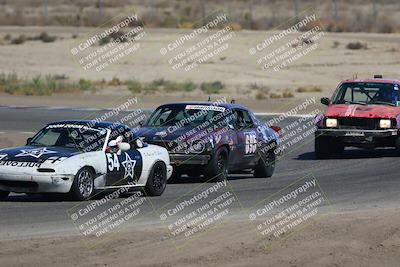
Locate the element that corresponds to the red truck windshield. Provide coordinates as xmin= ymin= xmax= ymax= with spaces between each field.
xmin=332 ymin=82 xmax=400 ymax=106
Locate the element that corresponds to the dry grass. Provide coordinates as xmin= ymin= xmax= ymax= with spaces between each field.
xmin=0 ymin=0 xmax=399 ymax=33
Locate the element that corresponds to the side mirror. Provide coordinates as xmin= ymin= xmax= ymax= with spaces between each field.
xmin=321 ymin=97 xmax=330 ymax=106
xmin=118 ymin=142 xmax=131 ymax=151
xmin=26 ymin=137 xmax=33 ymax=145
xmin=228 ymin=124 xmax=235 ymax=130
xmin=139 ymin=121 xmax=144 ymax=126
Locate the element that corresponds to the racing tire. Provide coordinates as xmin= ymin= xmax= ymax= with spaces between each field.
xmin=145 ymin=162 xmax=167 ymax=196
xmin=204 ymin=147 xmax=228 ymax=182
xmin=315 ymin=136 xmax=332 ymax=159
xmin=253 ymin=149 xmax=276 ymax=178
xmin=167 ymin=170 xmax=181 ymax=184
xmin=315 ymin=136 xmax=343 ymax=159
xmin=69 ymin=167 xmax=95 ymax=201
xmin=0 ymin=190 xmax=9 ymax=200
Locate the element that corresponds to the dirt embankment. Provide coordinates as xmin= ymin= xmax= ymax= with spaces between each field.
xmin=1 ymin=208 xmax=399 ymax=267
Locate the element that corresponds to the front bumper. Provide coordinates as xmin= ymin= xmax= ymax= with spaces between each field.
xmin=166 ymin=165 xmax=173 ymax=179
xmin=170 ymin=154 xmax=211 ymax=165
xmin=0 ymin=172 xmax=74 ymax=193
xmin=316 ymin=128 xmax=398 ymax=138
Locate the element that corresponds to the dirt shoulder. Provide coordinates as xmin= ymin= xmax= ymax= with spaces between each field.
xmin=1 ymin=208 xmax=399 ymax=267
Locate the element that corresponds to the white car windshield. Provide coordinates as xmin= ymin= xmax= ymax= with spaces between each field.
xmin=28 ymin=124 xmax=108 ymax=152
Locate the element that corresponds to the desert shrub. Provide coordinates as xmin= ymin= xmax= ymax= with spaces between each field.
xmin=109 ymin=31 xmax=129 ymax=42
xmin=21 ymin=75 xmax=65 ymax=95
xmin=143 ymin=84 xmax=158 ymax=94
xmin=255 ymin=91 xmax=267 ymax=100
xmin=332 ymin=41 xmax=340 ymax=48
xmin=152 ymin=78 xmax=168 ymax=87
xmin=269 ymin=93 xmax=282 ymax=99
xmin=163 ymin=81 xmax=180 ymax=92
xmin=39 ymin=32 xmax=56 ymax=43
xmin=249 ymin=83 xmax=269 ymax=92
xmin=161 ymin=15 xmax=178 ymax=28
xmin=376 ymin=17 xmax=395 ymax=33
xmin=11 ymin=34 xmax=26 ymax=45
xmin=0 ymin=73 xmax=19 ymax=94
xmin=296 ymin=86 xmax=322 ymax=93
xmin=181 ymin=81 xmax=196 ymax=92
xmin=200 ymin=81 xmax=224 ymax=94
xmin=126 ymin=79 xmax=142 ymax=94
xmin=78 ymin=79 xmax=92 ymax=91
xmin=0 ymin=73 xmax=94 ymax=95
xmin=282 ymin=90 xmax=294 ymax=98
xmin=346 ymin=42 xmax=367 ymax=50
xmin=108 ymin=77 xmax=122 ymax=86
xmin=99 ymin=36 xmax=111 ymax=46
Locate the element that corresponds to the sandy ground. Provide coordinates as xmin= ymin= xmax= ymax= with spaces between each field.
xmin=0 ymin=208 xmax=398 ymax=267
xmin=0 ymin=26 xmax=399 ymax=100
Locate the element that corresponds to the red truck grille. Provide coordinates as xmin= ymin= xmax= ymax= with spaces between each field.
xmin=337 ymin=118 xmax=378 ymax=130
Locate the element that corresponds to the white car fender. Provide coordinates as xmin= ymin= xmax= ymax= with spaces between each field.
xmin=50 ymin=151 xmax=107 ymax=179
xmin=136 ymin=144 xmax=171 ymax=184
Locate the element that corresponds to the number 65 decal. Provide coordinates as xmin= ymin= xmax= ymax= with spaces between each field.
xmin=245 ymin=132 xmax=257 ymax=154
xmin=106 ymin=153 xmax=120 ymax=171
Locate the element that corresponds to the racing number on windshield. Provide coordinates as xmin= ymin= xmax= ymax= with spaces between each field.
xmin=245 ymin=132 xmax=257 ymax=154
xmin=106 ymin=153 xmax=120 ymax=171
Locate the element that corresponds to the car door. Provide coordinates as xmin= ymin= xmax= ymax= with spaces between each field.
xmin=232 ymin=109 xmax=258 ymax=168
xmin=105 ymin=129 xmax=143 ymax=187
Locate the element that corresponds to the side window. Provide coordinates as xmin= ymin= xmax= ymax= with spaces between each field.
xmin=241 ymin=110 xmax=254 ymax=128
xmin=234 ymin=109 xmax=254 ymax=129
xmin=156 ymin=109 xmax=172 ymax=125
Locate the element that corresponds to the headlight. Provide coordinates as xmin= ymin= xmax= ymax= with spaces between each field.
xmin=325 ymin=118 xmax=338 ymax=128
xmin=379 ymin=119 xmax=391 ymax=129
xmin=189 ymin=140 xmax=205 ymax=153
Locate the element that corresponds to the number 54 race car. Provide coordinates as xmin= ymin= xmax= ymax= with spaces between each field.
xmin=0 ymin=121 xmax=173 ymax=200
xmin=137 ymin=101 xmax=281 ymax=182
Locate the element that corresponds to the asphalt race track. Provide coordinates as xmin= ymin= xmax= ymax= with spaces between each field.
xmin=0 ymin=106 xmax=399 ymax=240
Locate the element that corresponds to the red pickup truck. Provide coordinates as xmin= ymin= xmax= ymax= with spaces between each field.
xmin=315 ymin=75 xmax=400 ymax=158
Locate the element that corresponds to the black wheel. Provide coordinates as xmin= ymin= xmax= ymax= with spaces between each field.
xmin=69 ymin=167 xmax=95 ymax=201
xmin=204 ymin=147 xmax=228 ymax=182
xmin=167 ymin=169 xmax=181 ymax=184
xmin=254 ymin=149 xmax=276 ymax=178
xmin=145 ymin=162 xmax=167 ymax=196
xmin=315 ymin=135 xmax=343 ymax=159
xmin=0 ymin=190 xmax=9 ymax=200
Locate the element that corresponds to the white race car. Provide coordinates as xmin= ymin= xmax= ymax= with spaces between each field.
xmin=0 ymin=120 xmax=173 ymax=200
